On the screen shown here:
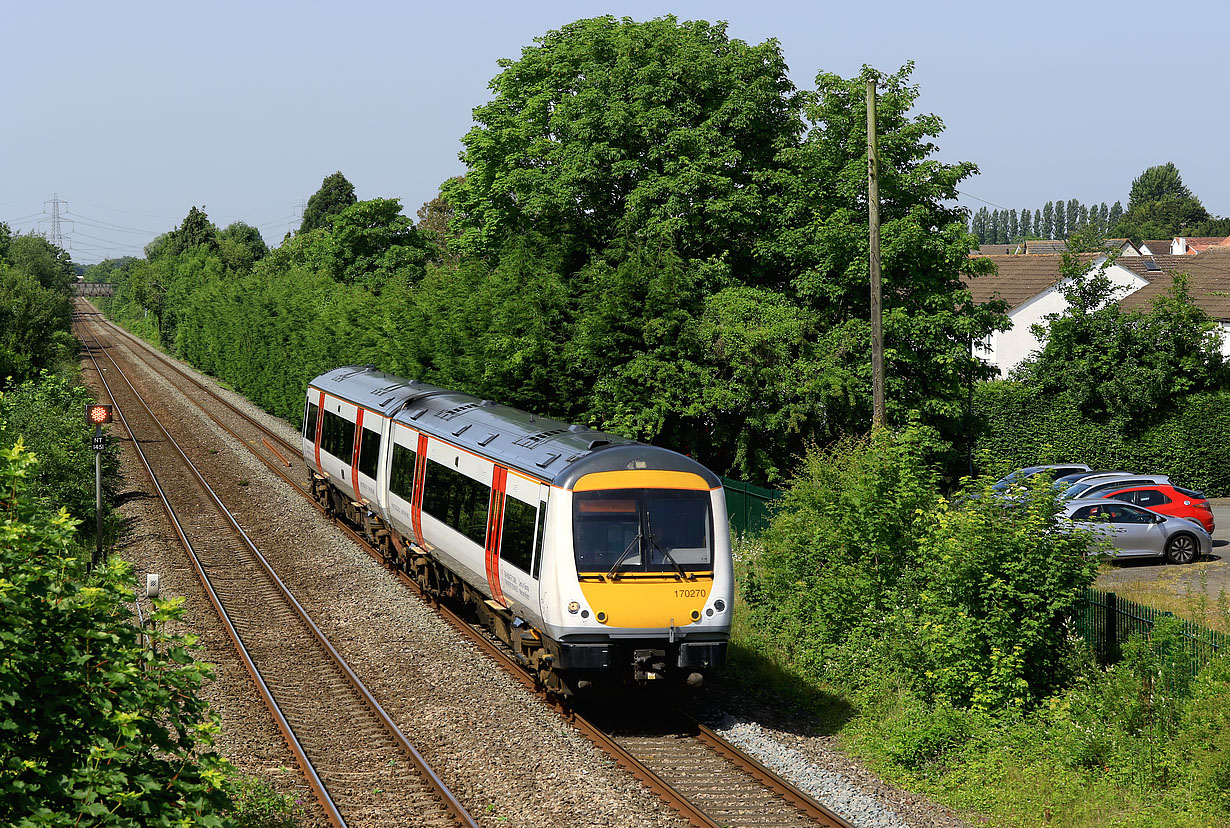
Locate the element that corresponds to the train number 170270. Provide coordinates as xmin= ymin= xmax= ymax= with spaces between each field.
xmin=675 ymin=589 xmax=707 ymax=598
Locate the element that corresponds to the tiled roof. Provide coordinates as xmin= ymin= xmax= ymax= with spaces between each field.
xmin=964 ymin=254 xmax=1099 ymax=307
xmin=1141 ymin=240 xmax=1172 ymax=255
xmin=1117 ymin=248 xmax=1230 ymax=320
xmin=977 ymin=243 xmax=1025 ymax=256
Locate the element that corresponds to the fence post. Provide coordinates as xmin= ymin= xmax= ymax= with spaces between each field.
xmin=1105 ymin=591 xmax=1119 ymax=664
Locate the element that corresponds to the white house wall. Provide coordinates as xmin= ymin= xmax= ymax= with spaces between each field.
xmin=979 ymin=259 xmax=1149 ymax=377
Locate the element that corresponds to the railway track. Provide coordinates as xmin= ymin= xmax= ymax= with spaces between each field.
xmin=76 ymin=302 xmax=855 ymax=828
xmin=74 ymin=310 xmax=476 ymax=828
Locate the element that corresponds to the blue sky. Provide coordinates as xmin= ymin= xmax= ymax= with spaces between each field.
xmin=3 ymin=0 xmax=1226 ymax=263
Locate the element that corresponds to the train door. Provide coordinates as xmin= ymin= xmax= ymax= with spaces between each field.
xmin=384 ymin=423 xmax=419 ymax=539
xmin=317 ymin=395 xmax=358 ymax=487
xmin=497 ymin=472 xmax=549 ymax=615
xmin=302 ymin=391 xmax=321 ymax=468
xmin=355 ymin=412 xmax=384 ymax=506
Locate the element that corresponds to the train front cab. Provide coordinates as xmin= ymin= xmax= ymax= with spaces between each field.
xmin=542 ymin=463 xmax=733 ymax=692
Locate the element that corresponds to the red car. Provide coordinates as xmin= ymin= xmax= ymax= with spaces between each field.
xmin=1103 ymin=484 xmax=1215 ymax=534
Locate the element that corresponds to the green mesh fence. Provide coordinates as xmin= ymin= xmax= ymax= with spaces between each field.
xmin=721 ymin=476 xmax=781 ymax=536
xmin=1077 ymin=587 xmax=1229 ymax=673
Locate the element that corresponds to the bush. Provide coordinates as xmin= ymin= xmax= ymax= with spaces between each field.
xmin=0 ymin=441 xmax=236 ymax=826
xmin=975 ymin=380 xmax=1230 ymax=496
xmin=742 ymin=426 xmax=1097 ymax=710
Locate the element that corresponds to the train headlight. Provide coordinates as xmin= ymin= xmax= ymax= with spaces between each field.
xmin=713 ymin=599 xmax=726 ymax=613
xmin=567 ymin=601 xmax=580 ymax=614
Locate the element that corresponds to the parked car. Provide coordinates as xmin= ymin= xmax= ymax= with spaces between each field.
xmin=1058 ymin=472 xmax=1159 ymax=500
xmin=1061 ymin=499 xmax=1210 ymax=564
xmin=1054 ymin=469 xmax=1134 ymax=487
xmin=1101 ymin=484 xmax=1215 ymax=533
xmin=992 ymin=464 xmax=1092 ymax=492
xmin=1076 ymin=475 xmax=1171 ymax=500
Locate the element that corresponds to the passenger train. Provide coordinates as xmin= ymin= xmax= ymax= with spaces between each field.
xmin=301 ymin=366 xmax=732 ymax=694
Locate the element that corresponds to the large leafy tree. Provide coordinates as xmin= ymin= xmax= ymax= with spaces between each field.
xmin=164 ymin=206 xmax=220 ymax=257
xmin=299 ymin=171 xmax=358 ymax=234
xmin=1115 ymin=162 xmax=1212 ymax=242
xmin=767 ymin=64 xmax=1007 ymax=441
xmin=218 ymin=221 xmax=267 ymax=274
xmin=444 ymin=15 xmax=803 ymax=279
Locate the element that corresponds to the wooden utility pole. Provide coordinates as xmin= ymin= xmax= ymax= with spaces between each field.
xmin=867 ymin=78 xmax=886 ymax=430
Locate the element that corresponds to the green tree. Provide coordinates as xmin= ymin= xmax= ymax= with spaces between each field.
xmin=1033 ymin=208 xmax=1041 ymax=239
xmin=1115 ymin=162 xmax=1211 ymax=242
xmin=165 ymin=206 xmax=220 ymax=257
xmin=1008 ymin=209 xmax=1019 ymax=241
xmin=1109 ymin=200 xmax=1123 ymax=230
xmin=300 ymin=198 xmax=429 ymax=292
xmin=217 ymin=221 xmax=268 ymax=274
xmin=299 ymin=171 xmax=358 ymax=234
xmin=1053 ymin=199 xmax=1066 ymax=238
xmin=0 ymin=442 xmax=235 ymax=826
xmin=1019 ymin=207 xmax=1031 ymax=238
xmin=1066 ymin=198 xmax=1080 ymax=236
xmin=444 ymin=15 xmax=802 ymax=278
xmin=5 ymin=234 xmax=75 ymax=296
xmin=1042 ymin=202 xmax=1054 ymax=238
xmin=0 ymin=266 xmax=74 ymax=386
xmin=1017 ymin=230 xmax=1226 ymax=428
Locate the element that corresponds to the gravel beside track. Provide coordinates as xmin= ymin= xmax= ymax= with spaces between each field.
xmin=85 ymin=306 xmax=972 ymax=828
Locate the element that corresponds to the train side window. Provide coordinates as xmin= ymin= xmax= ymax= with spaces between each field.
xmin=358 ymin=427 xmax=381 ymax=479
xmin=389 ymin=442 xmax=416 ymax=501
xmin=304 ymin=400 xmax=318 ymax=440
xmin=422 ymin=459 xmax=489 ymax=546
xmin=500 ymin=497 xmax=536 ymax=573
xmin=320 ymin=410 xmax=356 ymax=462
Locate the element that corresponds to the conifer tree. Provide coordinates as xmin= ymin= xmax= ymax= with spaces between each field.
xmin=1053 ymin=200 xmax=1066 ymax=239
xmin=1099 ymin=203 xmax=1110 ymax=236
xmin=1109 ymin=201 xmax=1123 ymax=230
xmin=1034 ymin=209 xmax=1042 ymax=238
xmin=1020 ymin=208 xmax=1031 ymax=239
xmin=1009 ymin=209 xmax=1019 ymax=241
xmin=1042 ymin=202 xmax=1054 ymax=238
xmin=1066 ymin=199 xmax=1080 ymax=236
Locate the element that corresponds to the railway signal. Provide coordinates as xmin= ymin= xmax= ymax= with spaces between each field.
xmin=84 ymin=403 xmax=114 ymax=569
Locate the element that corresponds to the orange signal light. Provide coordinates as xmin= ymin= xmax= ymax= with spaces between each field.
xmin=85 ymin=404 xmax=113 ymax=425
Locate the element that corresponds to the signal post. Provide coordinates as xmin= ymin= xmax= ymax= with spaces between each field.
xmin=85 ymin=403 xmax=113 ymax=569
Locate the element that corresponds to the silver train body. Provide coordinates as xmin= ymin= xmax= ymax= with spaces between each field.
xmin=301 ymin=366 xmax=732 ymax=692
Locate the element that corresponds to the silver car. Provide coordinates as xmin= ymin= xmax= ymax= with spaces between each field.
xmin=1062 ymin=498 xmax=1210 ymax=564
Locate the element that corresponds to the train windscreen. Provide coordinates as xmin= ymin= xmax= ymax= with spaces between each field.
xmin=573 ymin=489 xmax=713 ymax=576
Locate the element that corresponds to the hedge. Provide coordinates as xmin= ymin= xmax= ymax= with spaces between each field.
xmin=974 ymin=381 xmax=1230 ymax=497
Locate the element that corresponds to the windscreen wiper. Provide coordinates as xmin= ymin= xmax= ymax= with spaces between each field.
xmin=646 ymin=509 xmax=689 ymax=579
xmin=605 ymin=528 xmax=642 ymax=580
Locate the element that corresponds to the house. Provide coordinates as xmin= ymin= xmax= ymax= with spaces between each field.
xmin=1139 ymin=236 xmax=1230 ymax=255
xmin=964 ymin=246 xmax=1230 ymax=376
xmin=975 ymin=239 xmax=1140 ymax=257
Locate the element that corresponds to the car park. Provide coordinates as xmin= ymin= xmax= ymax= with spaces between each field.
xmin=1062 ymin=499 xmax=1210 ymax=564
xmin=1101 ymin=484 xmax=1215 ymax=533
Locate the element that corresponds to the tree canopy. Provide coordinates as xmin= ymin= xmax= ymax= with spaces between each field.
xmin=300 ymin=171 xmax=358 ymax=234
xmin=99 ymin=16 xmax=1008 ymax=484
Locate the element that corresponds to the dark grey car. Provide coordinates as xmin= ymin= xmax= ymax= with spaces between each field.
xmin=1062 ymin=498 xmax=1210 ymax=564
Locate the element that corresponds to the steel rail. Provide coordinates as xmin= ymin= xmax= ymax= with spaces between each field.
xmin=79 ymin=304 xmax=852 ymax=828
xmin=76 ymin=317 xmax=479 ymax=828
xmin=76 ymin=321 xmax=346 ymax=828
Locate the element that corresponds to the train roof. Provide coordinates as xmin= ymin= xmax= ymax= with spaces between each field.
xmin=309 ymin=366 xmax=720 ymax=489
